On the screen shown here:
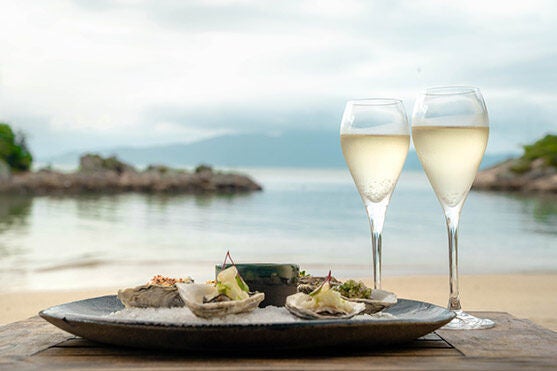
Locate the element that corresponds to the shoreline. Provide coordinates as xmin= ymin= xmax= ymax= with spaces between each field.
xmin=1 ymin=273 xmax=555 ymax=331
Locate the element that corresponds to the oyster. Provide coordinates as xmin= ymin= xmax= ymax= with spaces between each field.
xmin=177 ymin=283 xmax=264 ymax=318
xmin=336 ymin=279 xmax=397 ymax=314
xmin=346 ymin=289 xmax=397 ymax=314
xmin=177 ymin=265 xmax=264 ymax=318
xmin=117 ymin=275 xmax=193 ymax=308
xmin=297 ymin=275 xmax=341 ymax=294
xmin=286 ymin=280 xmax=365 ymax=320
xmin=298 ymin=277 xmax=397 ymax=314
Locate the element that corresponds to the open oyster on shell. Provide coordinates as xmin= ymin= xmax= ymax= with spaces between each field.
xmin=286 ymin=279 xmax=365 ymax=320
xmin=297 ymin=276 xmax=397 ymax=315
xmin=177 ymin=283 xmax=264 ymax=318
xmin=297 ymin=275 xmax=341 ymax=294
xmin=336 ymin=279 xmax=397 ymax=314
xmin=177 ymin=265 xmax=264 ymax=318
xmin=117 ymin=275 xmax=193 ymax=308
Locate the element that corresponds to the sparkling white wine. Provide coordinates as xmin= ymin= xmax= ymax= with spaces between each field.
xmin=341 ymin=134 xmax=410 ymax=203
xmin=412 ymin=126 xmax=489 ymax=207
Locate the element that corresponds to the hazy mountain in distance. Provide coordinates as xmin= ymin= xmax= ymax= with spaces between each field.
xmin=44 ymin=131 xmax=515 ymax=170
xmin=46 ymin=131 xmax=343 ymax=167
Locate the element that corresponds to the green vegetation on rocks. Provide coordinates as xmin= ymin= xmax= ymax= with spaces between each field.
xmin=0 ymin=123 xmax=33 ymax=172
xmin=195 ymin=164 xmax=213 ymax=173
xmin=511 ymin=134 xmax=557 ymax=173
xmin=474 ymin=133 xmax=557 ymax=193
xmin=79 ymin=154 xmax=135 ymax=174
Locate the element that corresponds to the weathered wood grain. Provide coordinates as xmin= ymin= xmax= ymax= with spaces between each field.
xmin=17 ymin=355 xmax=557 ymax=370
xmin=0 ymin=316 xmax=72 ymax=357
xmin=438 ymin=311 xmax=557 ymax=358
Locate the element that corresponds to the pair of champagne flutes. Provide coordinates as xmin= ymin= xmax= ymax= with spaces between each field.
xmin=340 ymin=86 xmax=494 ymax=330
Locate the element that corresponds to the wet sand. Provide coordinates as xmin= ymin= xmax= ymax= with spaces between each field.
xmin=1 ymin=274 xmax=555 ymax=331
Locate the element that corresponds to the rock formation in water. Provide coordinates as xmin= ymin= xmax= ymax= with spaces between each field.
xmin=473 ymin=134 xmax=557 ymax=193
xmin=473 ymin=158 xmax=557 ymax=193
xmin=0 ymin=154 xmax=262 ymax=195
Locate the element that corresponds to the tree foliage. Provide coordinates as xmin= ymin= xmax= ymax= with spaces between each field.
xmin=0 ymin=123 xmax=33 ymax=172
xmin=521 ymin=134 xmax=557 ymax=166
xmin=511 ymin=134 xmax=557 ymax=173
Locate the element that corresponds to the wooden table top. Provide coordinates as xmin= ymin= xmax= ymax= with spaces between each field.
xmin=0 ymin=312 xmax=555 ymax=370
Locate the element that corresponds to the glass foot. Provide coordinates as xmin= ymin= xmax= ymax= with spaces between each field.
xmin=441 ymin=310 xmax=495 ymax=330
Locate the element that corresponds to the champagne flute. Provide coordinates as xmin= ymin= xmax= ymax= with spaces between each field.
xmin=340 ymin=99 xmax=410 ymax=289
xmin=412 ymin=86 xmax=495 ymax=329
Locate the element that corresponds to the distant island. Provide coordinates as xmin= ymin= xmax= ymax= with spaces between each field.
xmin=0 ymin=122 xmax=262 ymax=195
xmin=473 ymin=134 xmax=557 ymax=193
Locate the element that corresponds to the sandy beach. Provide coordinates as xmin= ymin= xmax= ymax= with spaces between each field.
xmin=1 ymin=273 xmax=555 ymax=331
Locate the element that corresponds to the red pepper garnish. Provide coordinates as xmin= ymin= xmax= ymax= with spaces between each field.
xmin=221 ymin=250 xmax=236 ymax=270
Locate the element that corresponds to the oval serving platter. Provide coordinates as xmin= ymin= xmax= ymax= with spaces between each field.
xmin=39 ymin=295 xmax=454 ymax=351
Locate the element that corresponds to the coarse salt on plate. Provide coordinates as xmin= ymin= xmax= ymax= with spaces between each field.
xmin=104 ymin=306 xmax=394 ymax=325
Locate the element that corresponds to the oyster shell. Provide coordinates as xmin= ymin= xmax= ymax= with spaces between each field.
xmin=177 ymin=283 xmax=265 ymax=318
xmin=298 ymin=277 xmax=397 ymax=314
xmin=285 ymin=292 xmax=365 ymax=320
xmin=348 ymin=289 xmax=397 ymax=314
xmin=297 ymin=276 xmax=341 ymax=294
xmin=117 ymin=275 xmax=194 ymax=308
xmin=118 ymin=284 xmax=185 ymax=308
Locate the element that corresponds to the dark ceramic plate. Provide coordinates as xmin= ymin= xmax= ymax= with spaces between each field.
xmin=40 ymin=296 xmax=454 ymax=351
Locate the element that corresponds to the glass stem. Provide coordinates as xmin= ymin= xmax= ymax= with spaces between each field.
xmin=366 ymin=200 xmax=388 ymax=290
xmin=445 ymin=206 xmax=462 ymax=311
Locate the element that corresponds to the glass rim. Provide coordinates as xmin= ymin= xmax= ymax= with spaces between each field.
xmin=347 ymin=98 xmax=402 ymax=106
xmin=422 ymin=86 xmax=480 ymax=96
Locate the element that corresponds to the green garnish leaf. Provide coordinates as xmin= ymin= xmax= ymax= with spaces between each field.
xmin=216 ymin=281 xmax=229 ymax=295
xmin=235 ymin=275 xmax=250 ymax=293
xmin=335 ymin=280 xmax=371 ymax=299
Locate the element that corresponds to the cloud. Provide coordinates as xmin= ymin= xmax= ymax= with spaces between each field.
xmin=0 ymin=0 xmax=555 ymax=157
xmin=471 ymin=54 xmax=557 ymax=92
xmin=142 ymin=98 xmax=344 ymax=133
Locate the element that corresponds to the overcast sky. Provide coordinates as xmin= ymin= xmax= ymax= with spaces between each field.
xmin=0 ymin=0 xmax=556 ymax=158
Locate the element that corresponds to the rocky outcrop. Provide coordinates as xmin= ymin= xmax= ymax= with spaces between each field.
xmin=79 ymin=154 xmax=136 ymax=174
xmin=0 ymin=155 xmax=262 ymax=195
xmin=473 ymin=158 xmax=557 ymax=193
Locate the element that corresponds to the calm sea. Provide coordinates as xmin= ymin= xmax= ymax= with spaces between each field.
xmin=0 ymin=168 xmax=556 ymax=291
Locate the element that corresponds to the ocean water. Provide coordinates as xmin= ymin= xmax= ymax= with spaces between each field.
xmin=0 ymin=168 xmax=555 ymax=292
